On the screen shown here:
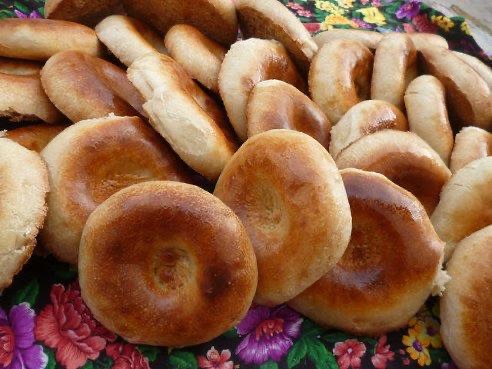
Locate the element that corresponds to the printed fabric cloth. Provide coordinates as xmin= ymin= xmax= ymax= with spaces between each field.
xmin=1 ymin=0 xmax=486 ymax=369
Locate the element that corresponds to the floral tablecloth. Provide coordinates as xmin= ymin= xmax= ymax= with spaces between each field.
xmin=2 ymin=1 xmax=488 ymax=369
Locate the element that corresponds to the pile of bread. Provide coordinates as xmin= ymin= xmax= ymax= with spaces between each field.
xmin=0 ymin=0 xmax=490 ymax=367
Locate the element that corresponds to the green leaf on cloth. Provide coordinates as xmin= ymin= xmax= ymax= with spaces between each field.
xmin=137 ymin=345 xmax=160 ymax=363
xmin=43 ymin=347 xmax=56 ymax=369
xmin=168 ymin=351 xmax=197 ymax=369
xmin=12 ymin=279 xmax=39 ymax=307
xmin=259 ymin=361 xmax=278 ymax=369
xmin=287 ymin=338 xmax=308 ymax=368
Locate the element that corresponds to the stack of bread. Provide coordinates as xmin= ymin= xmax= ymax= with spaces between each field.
xmin=0 ymin=0 xmax=490 ymax=368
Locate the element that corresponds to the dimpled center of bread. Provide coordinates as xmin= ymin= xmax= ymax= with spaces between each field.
xmin=152 ymin=247 xmax=192 ymax=292
xmin=338 ymin=208 xmax=396 ymax=272
xmin=246 ymin=183 xmax=284 ymax=233
xmin=91 ymin=171 xmax=152 ymax=204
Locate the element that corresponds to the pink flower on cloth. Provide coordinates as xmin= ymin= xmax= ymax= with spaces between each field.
xmin=106 ymin=343 xmax=150 ymax=369
xmin=333 ymin=339 xmax=366 ymax=369
xmin=14 ymin=10 xmax=41 ymax=18
xmin=403 ymin=23 xmax=416 ymax=32
xmin=235 ymin=305 xmax=302 ymax=365
xmin=198 ymin=347 xmax=233 ymax=369
xmin=297 ymin=9 xmax=313 ymax=17
xmin=35 ymin=283 xmax=116 ymax=369
xmin=286 ymin=2 xmax=304 ymax=11
xmin=304 ymin=23 xmax=321 ymax=33
xmin=371 ymin=336 xmax=395 ymax=369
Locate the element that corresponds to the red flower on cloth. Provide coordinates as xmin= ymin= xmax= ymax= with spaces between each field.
xmin=198 ymin=347 xmax=233 ymax=369
xmin=106 ymin=343 xmax=150 ymax=369
xmin=371 ymin=336 xmax=395 ymax=369
xmin=304 ymin=23 xmax=321 ymax=33
xmin=333 ymin=339 xmax=366 ymax=369
xmin=35 ymin=283 xmax=116 ymax=369
xmin=412 ymin=14 xmax=438 ymax=33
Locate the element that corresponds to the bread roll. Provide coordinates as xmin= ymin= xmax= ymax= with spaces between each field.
xmin=96 ymin=15 xmax=167 ymax=67
xmin=219 ymin=38 xmax=305 ymax=141
xmin=453 ymin=51 xmax=492 ymax=89
xmin=371 ymin=33 xmax=417 ymax=110
xmin=329 ymin=100 xmax=408 ymax=159
xmin=404 ymin=75 xmax=453 ymax=164
xmin=408 ymin=33 xmax=448 ymax=50
xmin=440 ymin=225 xmax=492 ymax=369
xmin=234 ymin=0 xmax=317 ymax=70
xmin=0 ymin=72 xmax=63 ymax=123
xmin=165 ymin=24 xmax=225 ymax=93
xmin=0 ymin=19 xmax=101 ymax=61
xmin=41 ymin=51 xmax=145 ymax=123
xmin=309 ymin=39 xmax=373 ymax=124
xmin=79 ymin=181 xmax=258 ymax=346
xmin=336 ymin=130 xmax=451 ymax=214
xmin=214 ymin=130 xmax=352 ymax=306
xmin=128 ymin=53 xmax=237 ymax=180
xmin=0 ymin=57 xmax=41 ymax=75
xmin=289 ymin=169 xmax=445 ymax=335
xmin=122 ymin=0 xmax=238 ymax=45
xmin=40 ymin=115 xmax=194 ymax=264
xmin=431 ymin=157 xmax=492 ymax=260
xmin=420 ymin=47 xmax=492 ymax=130
xmin=44 ymin=0 xmax=123 ymax=26
xmin=314 ymin=29 xmax=382 ymax=50
xmin=5 ymin=124 xmax=65 ymax=152
xmin=450 ymin=126 xmax=492 ymax=173
xmin=247 ymin=80 xmax=331 ymax=148
xmin=0 ymin=138 xmax=49 ymax=290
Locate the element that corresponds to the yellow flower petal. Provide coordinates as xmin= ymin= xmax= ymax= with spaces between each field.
xmin=356 ymin=7 xmax=386 ymax=26
xmin=402 ymin=334 xmax=414 ymax=346
xmin=461 ymin=22 xmax=471 ymax=35
xmin=407 ymin=347 xmax=420 ymax=360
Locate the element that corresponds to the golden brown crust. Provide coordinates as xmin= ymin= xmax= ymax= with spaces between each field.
xmin=404 ymin=75 xmax=453 ymax=164
xmin=0 ymin=19 xmax=101 ymax=61
xmin=165 ymin=24 xmax=226 ymax=93
xmin=96 ymin=15 xmax=167 ymax=67
xmin=247 ymin=80 xmax=331 ymax=148
xmin=5 ymin=124 xmax=66 ymax=152
xmin=235 ymin=0 xmax=317 ymax=71
xmin=41 ymin=50 xmax=145 ymax=123
xmin=45 ymin=0 xmax=123 ymax=26
xmin=219 ymin=38 xmax=305 ymax=141
xmin=0 ymin=57 xmax=41 ymax=75
xmin=431 ymin=157 xmax=492 ymax=260
xmin=440 ymin=225 xmax=492 ymax=369
xmin=0 ymin=138 xmax=49 ymax=290
xmin=79 ymin=181 xmax=258 ymax=346
xmin=309 ymin=39 xmax=373 ymax=124
xmin=314 ymin=29 xmax=382 ymax=50
xmin=450 ymin=127 xmax=492 ymax=173
xmin=40 ymin=116 xmax=194 ymax=264
xmin=420 ymin=47 xmax=492 ymax=130
xmin=329 ymin=100 xmax=408 ymax=159
xmin=0 ymin=72 xmax=64 ymax=124
xmin=214 ymin=130 xmax=351 ymax=306
xmin=128 ymin=52 xmax=237 ymax=180
xmin=289 ymin=169 xmax=444 ymax=335
xmin=121 ymin=0 xmax=238 ymax=45
xmin=336 ymin=130 xmax=451 ymax=214
xmin=371 ymin=33 xmax=417 ymax=110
